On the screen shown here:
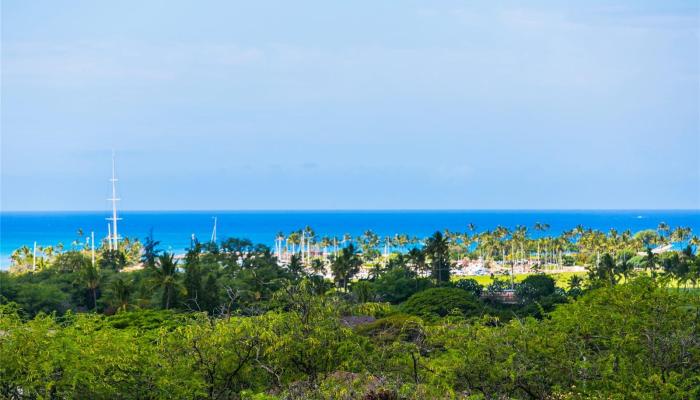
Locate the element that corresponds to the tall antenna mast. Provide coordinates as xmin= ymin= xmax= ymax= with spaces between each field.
xmin=107 ymin=151 xmax=121 ymax=250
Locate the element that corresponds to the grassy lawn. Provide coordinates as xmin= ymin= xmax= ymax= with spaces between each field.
xmin=672 ymin=287 xmax=700 ymax=295
xmin=454 ymin=271 xmax=586 ymax=289
xmin=454 ymin=271 xmax=700 ymax=293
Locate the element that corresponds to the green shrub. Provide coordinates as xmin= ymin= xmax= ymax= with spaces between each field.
xmin=454 ymin=278 xmax=483 ymax=297
xmin=347 ymin=302 xmax=395 ymax=318
xmin=515 ymin=274 xmax=555 ymax=302
xmin=106 ymin=309 xmax=192 ymax=331
xmin=486 ymin=277 xmax=511 ymax=294
xmin=15 ymin=283 xmax=70 ymax=316
xmin=372 ymin=267 xmax=432 ymax=304
xmin=399 ymin=288 xmax=482 ymax=319
xmin=355 ymin=313 xmax=424 ymax=344
xmin=351 ymin=280 xmax=376 ymax=303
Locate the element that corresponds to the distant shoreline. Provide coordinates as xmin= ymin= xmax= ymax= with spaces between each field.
xmin=3 ymin=209 xmax=699 ymax=269
xmin=2 ymin=208 xmax=699 ymax=213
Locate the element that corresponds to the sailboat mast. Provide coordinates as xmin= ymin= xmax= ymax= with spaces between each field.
xmin=211 ymin=217 xmax=217 ymax=244
xmin=91 ymin=231 xmax=95 ymax=266
xmin=111 ymin=154 xmax=119 ymax=250
xmin=107 ymin=152 xmax=121 ymax=250
xmin=107 ymin=223 xmax=112 ymax=251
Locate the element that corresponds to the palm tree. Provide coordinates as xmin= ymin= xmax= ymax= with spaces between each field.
xmin=411 ymin=235 xmax=421 ymax=247
xmin=310 ymin=258 xmax=325 ymax=276
xmin=10 ymin=245 xmax=32 ymax=269
xmin=397 ymin=234 xmax=409 ymax=252
xmin=567 ymin=275 xmax=584 ymax=292
xmin=671 ymin=227 xmax=692 ymax=247
xmin=303 ymin=226 xmax=315 ymax=261
xmin=425 ymin=231 xmax=451 ymax=284
xmin=642 ymin=248 xmax=658 ymax=278
xmin=80 ymin=264 xmax=102 ymax=310
xmin=620 ymin=230 xmax=633 ymax=253
xmin=331 ymin=244 xmax=362 ymax=292
xmin=598 ymin=253 xmax=618 ymax=285
xmin=476 ymin=231 xmax=492 ymax=262
xmin=141 ymin=230 xmax=161 ymax=268
xmin=151 ymin=253 xmax=181 ymax=309
xmin=39 ymin=245 xmax=55 ymax=270
xmin=407 ymin=247 xmax=427 ymax=289
xmin=635 ymin=229 xmax=660 ymax=251
xmin=617 ymin=252 xmax=634 ymax=283
xmin=454 ymin=232 xmax=469 ymax=261
xmin=513 ymin=225 xmax=528 ymax=268
xmin=533 ymin=222 xmax=550 ymax=266
xmin=288 ymin=254 xmax=304 ymax=277
xmin=289 ymin=231 xmax=302 ymax=255
xmin=320 ymin=236 xmax=331 ymax=257
xmin=662 ymin=252 xmax=690 ymax=289
xmin=391 ymin=234 xmax=400 ymax=252
xmin=657 ymin=222 xmax=671 ymax=243
xmin=608 ymin=228 xmax=620 ymax=258
xmin=275 ymin=231 xmax=285 ymax=257
xmin=383 ymin=236 xmax=393 ymax=258
xmin=494 ymin=226 xmax=510 ymax=264
xmin=359 ymin=230 xmax=380 ymax=262
xmin=72 ymin=228 xmax=85 ymax=250
xmin=444 ymin=230 xmax=463 ymax=262
xmin=690 ymin=236 xmax=700 ymax=253
xmin=109 ymin=276 xmax=133 ymax=312
xmin=554 ymin=237 xmax=568 ymax=269
xmin=331 ymin=236 xmax=340 ymax=259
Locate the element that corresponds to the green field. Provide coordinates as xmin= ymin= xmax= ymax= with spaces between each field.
xmin=455 ymin=271 xmax=585 ymax=288
xmin=455 ymin=272 xmax=700 ymax=293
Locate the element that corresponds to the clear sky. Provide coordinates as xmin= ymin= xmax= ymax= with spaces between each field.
xmin=1 ymin=0 xmax=698 ymax=211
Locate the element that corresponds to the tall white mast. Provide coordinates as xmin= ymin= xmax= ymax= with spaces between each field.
xmin=33 ymin=241 xmax=37 ymax=270
xmin=107 ymin=223 xmax=112 ymax=250
xmin=91 ymin=231 xmax=95 ymax=266
xmin=107 ymin=152 xmax=121 ymax=250
xmin=107 ymin=152 xmax=121 ymax=251
xmin=276 ymin=235 xmax=283 ymax=259
xmin=210 ymin=217 xmax=217 ymax=244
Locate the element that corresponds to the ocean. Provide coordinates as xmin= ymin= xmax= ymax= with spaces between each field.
xmin=1 ymin=210 xmax=698 ymax=269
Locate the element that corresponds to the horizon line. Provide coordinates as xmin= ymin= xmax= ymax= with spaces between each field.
xmin=1 ymin=208 xmax=698 ymax=213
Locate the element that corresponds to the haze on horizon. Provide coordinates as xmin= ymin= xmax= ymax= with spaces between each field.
xmin=1 ymin=0 xmax=698 ymax=211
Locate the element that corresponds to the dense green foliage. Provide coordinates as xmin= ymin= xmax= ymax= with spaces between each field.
xmin=2 ymin=226 xmax=700 ymax=398
xmin=1 ymin=278 xmax=698 ymax=399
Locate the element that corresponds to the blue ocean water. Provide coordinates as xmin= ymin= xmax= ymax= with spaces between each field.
xmin=1 ymin=210 xmax=698 ymax=269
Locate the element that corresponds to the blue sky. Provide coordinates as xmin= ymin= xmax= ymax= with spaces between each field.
xmin=1 ymin=0 xmax=698 ymax=210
